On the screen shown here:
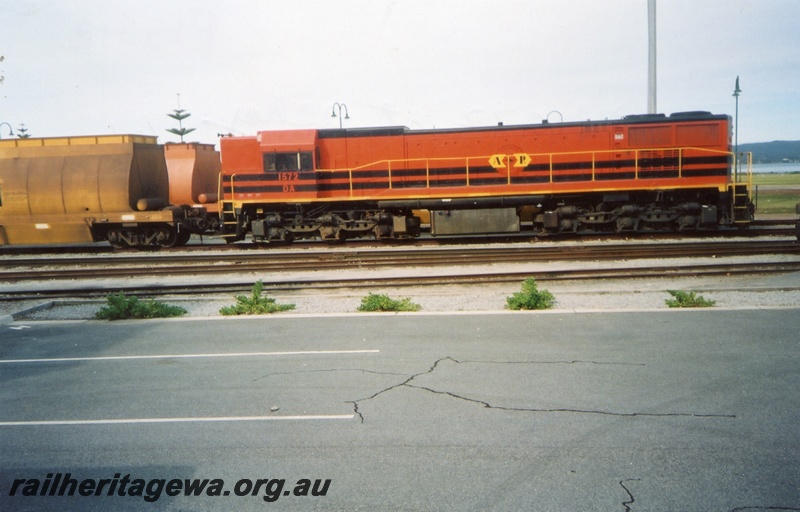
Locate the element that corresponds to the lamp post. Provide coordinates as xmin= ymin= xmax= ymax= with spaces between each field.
xmin=544 ymin=111 xmax=563 ymax=124
xmin=0 ymin=122 xmax=13 ymax=139
xmin=733 ymin=76 xmax=742 ymax=172
xmin=331 ymin=102 xmax=349 ymax=129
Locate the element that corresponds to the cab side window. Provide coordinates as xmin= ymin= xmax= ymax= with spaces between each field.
xmin=264 ymin=152 xmax=314 ymax=172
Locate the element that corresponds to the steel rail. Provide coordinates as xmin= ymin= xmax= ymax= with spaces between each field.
xmin=2 ymin=240 xmax=798 ymax=277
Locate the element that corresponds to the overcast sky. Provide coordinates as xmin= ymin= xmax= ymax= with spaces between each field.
xmin=1 ymin=0 xmax=798 ymax=144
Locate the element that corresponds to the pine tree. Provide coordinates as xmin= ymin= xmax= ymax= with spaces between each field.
xmin=166 ymin=108 xmax=196 ymax=142
xmin=16 ymin=123 xmax=30 ymax=138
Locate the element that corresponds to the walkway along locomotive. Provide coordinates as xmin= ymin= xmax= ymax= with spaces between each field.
xmin=218 ymin=111 xmax=753 ymax=243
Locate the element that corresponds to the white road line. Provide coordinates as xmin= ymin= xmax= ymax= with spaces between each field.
xmin=0 ymin=414 xmax=355 ymax=427
xmin=0 ymin=349 xmax=379 ymax=364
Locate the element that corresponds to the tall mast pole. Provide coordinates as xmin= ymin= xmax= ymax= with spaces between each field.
xmin=648 ymin=0 xmax=657 ymax=114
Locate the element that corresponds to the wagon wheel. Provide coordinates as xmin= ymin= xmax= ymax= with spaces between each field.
xmin=107 ymin=230 xmax=126 ymax=249
xmin=156 ymin=226 xmax=179 ymax=248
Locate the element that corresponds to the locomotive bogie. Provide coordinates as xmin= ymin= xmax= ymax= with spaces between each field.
xmin=245 ymin=205 xmax=421 ymax=243
xmin=527 ymin=188 xmax=729 ymax=235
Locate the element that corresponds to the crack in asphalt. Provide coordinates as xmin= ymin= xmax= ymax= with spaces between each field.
xmin=346 ymin=357 xmax=455 ymax=423
xmin=620 ymin=479 xmax=640 ymax=512
xmin=347 ymin=356 xmax=736 ymax=423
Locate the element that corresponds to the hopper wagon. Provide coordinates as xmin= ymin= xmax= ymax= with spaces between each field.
xmin=0 ymin=135 xmax=193 ymax=248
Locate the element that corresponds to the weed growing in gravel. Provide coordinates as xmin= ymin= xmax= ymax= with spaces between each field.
xmin=96 ymin=292 xmax=187 ymax=320
xmin=506 ymin=277 xmax=555 ymax=310
xmin=219 ymin=280 xmax=296 ymax=315
xmin=665 ymin=290 xmax=716 ymax=308
xmin=357 ymin=293 xmax=421 ymax=312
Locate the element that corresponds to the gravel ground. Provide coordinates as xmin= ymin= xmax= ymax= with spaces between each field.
xmin=6 ymin=280 xmax=800 ymax=322
xmin=3 ymin=241 xmax=800 ymax=322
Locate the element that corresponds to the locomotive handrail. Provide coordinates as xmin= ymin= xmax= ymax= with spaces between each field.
xmin=217 ymin=172 xmax=226 ymax=202
xmin=314 ymin=146 xmax=738 ymax=198
xmin=733 ymin=151 xmax=753 ymax=192
xmin=219 ymin=173 xmax=236 ymax=203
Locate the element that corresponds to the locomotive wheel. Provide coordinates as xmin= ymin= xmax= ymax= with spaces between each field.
xmin=176 ymin=229 xmax=192 ymax=246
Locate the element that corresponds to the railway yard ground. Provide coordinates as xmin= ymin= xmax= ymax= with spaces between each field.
xmin=5 ymin=269 xmax=800 ymax=322
xmin=2 ymin=230 xmax=800 ymax=322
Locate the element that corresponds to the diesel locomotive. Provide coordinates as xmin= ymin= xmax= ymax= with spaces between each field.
xmin=218 ymin=111 xmax=753 ymax=243
xmin=0 ymin=111 xmax=754 ymax=248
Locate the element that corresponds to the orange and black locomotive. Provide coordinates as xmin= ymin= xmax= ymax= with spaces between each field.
xmin=218 ymin=111 xmax=752 ymax=243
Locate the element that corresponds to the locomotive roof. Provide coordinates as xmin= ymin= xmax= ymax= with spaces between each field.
xmin=316 ymin=111 xmax=728 ymax=140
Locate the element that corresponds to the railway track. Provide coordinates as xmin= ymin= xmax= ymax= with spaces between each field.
xmin=2 ymin=240 xmax=799 ymax=280
xmin=3 ymin=261 xmax=800 ymax=300
xmin=1 ymin=240 xmax=799 ymax=299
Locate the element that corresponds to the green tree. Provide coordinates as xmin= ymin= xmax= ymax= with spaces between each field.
xmin=167 ymin=108 xmax=196 ymax=142
xmin=16 ymin=123 xmax=30 ymax=138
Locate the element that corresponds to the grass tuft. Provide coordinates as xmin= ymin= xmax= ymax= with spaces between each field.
xmin=357 ymin=293 xmax=421 ymax=312
xmin=506 ymin=278 xmax=555 ymax=310
xmin=665 ymin=290 xmax=716 ymax=308
xmin=219 ymin=280 xmax=296 ymax=315
xmin=95 ymin=292 xmax=187 ymax=320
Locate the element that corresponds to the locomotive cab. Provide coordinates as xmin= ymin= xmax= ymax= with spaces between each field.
xmin=257 ymin=129 xmax=319 ymax=200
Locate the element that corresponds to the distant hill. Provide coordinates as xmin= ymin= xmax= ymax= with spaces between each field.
xmin=737 ymin=141 xmax=800 ymax=163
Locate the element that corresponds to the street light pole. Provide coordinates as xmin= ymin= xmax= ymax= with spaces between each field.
xmin=733 ymin=76 xmax=742 ymax=172
xmin=0 ymin=122 xmax=14 ymax=139
xmin=331 ymin=102 xmax=350 ymax=129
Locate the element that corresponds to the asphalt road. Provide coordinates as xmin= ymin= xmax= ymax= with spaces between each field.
xmin=1 ymin=310 xmax=799 ymax=511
